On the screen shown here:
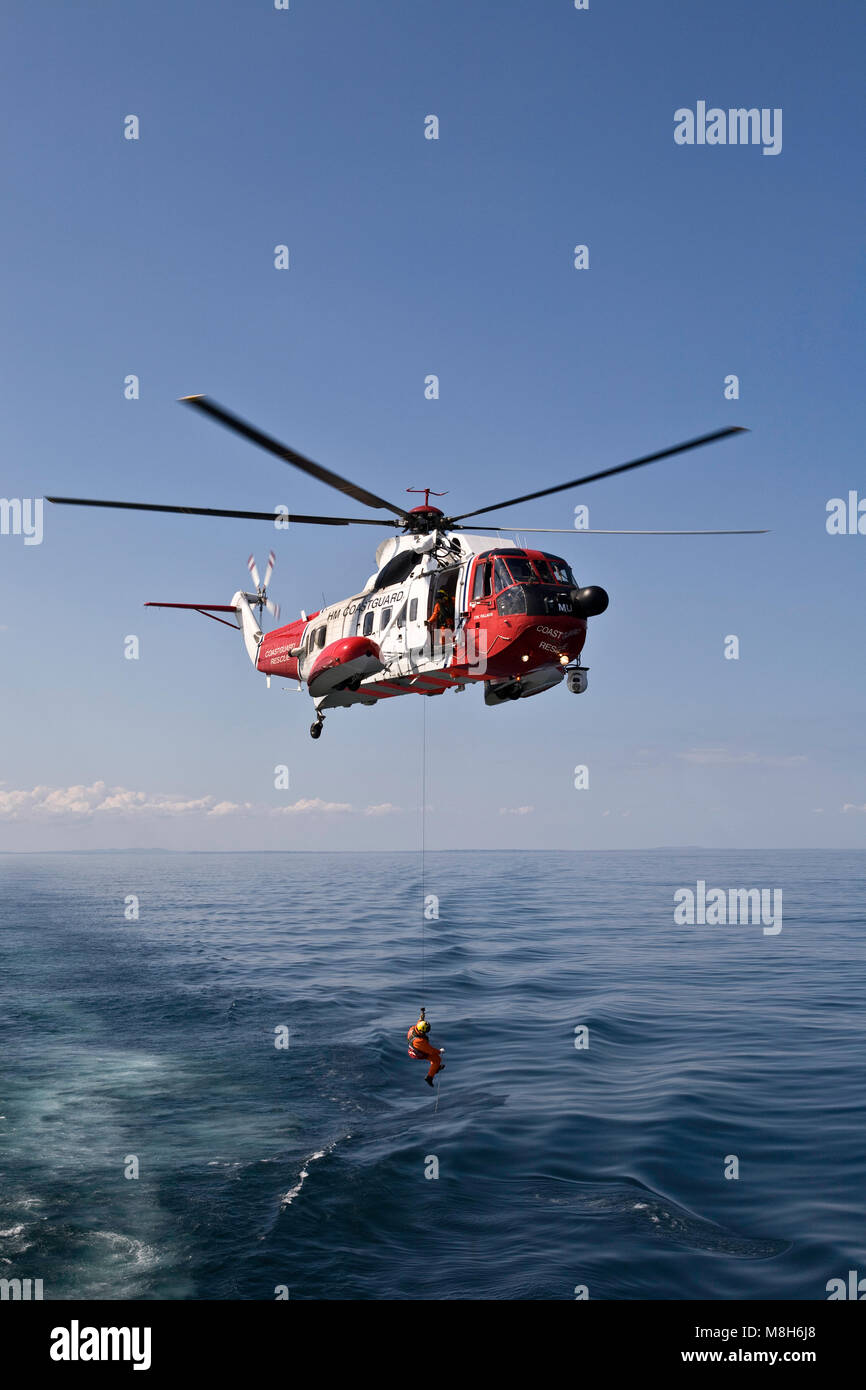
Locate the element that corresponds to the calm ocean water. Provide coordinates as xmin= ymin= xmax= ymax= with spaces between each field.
xmin=0 ymin=850 xmax=863 ymax=1301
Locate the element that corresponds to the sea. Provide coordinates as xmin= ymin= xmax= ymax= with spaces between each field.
xmin=0 ymin=849 xmax=863 ymax=1301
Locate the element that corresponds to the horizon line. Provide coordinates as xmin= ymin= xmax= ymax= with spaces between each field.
xmin=1 ymin=846 xmax=864 ymax=855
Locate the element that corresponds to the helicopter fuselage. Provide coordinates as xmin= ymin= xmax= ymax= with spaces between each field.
xmin=253 ymin=532 xmax=605 ymax=715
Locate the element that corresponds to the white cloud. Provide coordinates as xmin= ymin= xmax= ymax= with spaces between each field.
xmin=498 ymin=805 xmax=534 ymax=816
xmin=0 ymin=783 xmax=416 ymax=823
xmin=842 ymin=802 xmax=866 ymax=814
xmin=275 ymin=798 xmax=352 ymax=815
xmin=95 ymin=789 xmax=216 ymax=816
xmin=0 ymin=781 xmax=231 ymax=820
xmin=0 ymin=782 xmax=366 ymax=821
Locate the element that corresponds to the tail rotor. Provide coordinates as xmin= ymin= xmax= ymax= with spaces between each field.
xmin=246 ymin=550 xmax=280 ymax=622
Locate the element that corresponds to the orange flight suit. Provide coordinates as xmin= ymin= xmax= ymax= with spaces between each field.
xmin=426 ymin=596 xmax=454 ymax=629
xmin=407 ymin=1026 xmax=443 ymax=1081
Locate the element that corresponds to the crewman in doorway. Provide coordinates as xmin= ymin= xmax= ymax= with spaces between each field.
xmin=426 ymin=588 xmax=455 ymax=632
xmin=407 ymin=1010 xmax=444 ymax=1087
xmin=426 ymin=588 xmax=455 ymax=657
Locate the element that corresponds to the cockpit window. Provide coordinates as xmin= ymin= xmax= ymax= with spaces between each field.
xmin=534 ymin=557 xmax=555 ymax=582
xmin=504 ymin=556 xmax=538 ymax=584
xmin=543 ymin=554 xmax=576 ymax=585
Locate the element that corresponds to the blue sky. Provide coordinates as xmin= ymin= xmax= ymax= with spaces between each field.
xmin=1 ymin=0 xmax=863 ymax=851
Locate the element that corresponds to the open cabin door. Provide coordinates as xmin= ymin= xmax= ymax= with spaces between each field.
xmin=421 ymin=565 xmax=461 ymax=669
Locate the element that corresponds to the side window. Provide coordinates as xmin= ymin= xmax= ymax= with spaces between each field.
xmin=379 ymin=607 xmax=391 ymax=630
xmin=316 ymin=627 xmax=326 ymax=649
xmin=493 ymin=558 xmax=511 ymax=593
xmin=362 ymin=612 xmax=374 ymax=637
xmin=409 ymin=598 xmax=418 ymax=622
xmin=473 ymin=560 xmax=492 ymax=598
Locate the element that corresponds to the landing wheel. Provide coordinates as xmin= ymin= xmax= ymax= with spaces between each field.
xmin=310 ymin=720 xmax=324 ymax=740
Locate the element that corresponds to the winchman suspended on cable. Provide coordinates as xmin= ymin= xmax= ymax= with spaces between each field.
xmin=406 ymin=1008 xmax=444 ymax=1087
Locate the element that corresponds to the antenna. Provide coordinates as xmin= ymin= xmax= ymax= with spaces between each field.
xmin=407 ymin=487 xmax=448 ymax=508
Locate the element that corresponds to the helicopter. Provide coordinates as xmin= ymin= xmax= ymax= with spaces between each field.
xmin=47 ymin=396 xmax=766 ymax=739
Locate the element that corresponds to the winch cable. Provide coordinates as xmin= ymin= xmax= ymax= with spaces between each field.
xmin=420 ymin=694 xmax=443 ymax=1110
xmin=420 ymin=693 xmax=427 ymax=1000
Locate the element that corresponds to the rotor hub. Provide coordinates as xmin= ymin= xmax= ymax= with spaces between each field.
xmin=403 ymin=504 xmax=447 ymax=534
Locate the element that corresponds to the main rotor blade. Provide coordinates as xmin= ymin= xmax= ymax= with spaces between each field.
xmin=449 ymin=426 xmax=748 ymax=523
xmin=462 ymin=525 xmax=768 ymax=534
xmin=180 ymin=395 xmax=406 ymax=518
xmin=45 ymin=497 xmax=397 ymax=526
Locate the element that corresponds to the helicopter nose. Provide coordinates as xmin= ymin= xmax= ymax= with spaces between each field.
xmin=570 ymin=586 xmax=609 ymax=617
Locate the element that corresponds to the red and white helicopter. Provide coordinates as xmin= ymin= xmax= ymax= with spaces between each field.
xmin=48 ymin=397 xmax=765 ymax=739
